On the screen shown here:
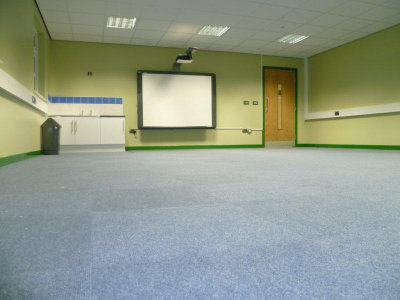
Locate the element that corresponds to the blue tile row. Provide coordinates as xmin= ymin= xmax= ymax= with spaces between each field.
xmin=48 ymin=95 xmax=123 ymax=104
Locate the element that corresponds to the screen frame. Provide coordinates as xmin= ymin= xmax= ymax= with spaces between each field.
xmin=137 ymin=70 xmax=216 ymax=129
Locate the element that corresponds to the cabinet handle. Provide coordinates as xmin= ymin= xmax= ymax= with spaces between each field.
xmin=74 ymin=120 xmax=77 ymax=133
xmin=71 ymin=120 xmax=73 ymax=134
xmin=266 ymin=97 xmax=269 ymax=113
xmin=122 ymin=119 xmax=125 ymax=133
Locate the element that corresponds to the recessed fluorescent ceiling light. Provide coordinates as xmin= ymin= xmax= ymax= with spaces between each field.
xmin=198 ymin=25 xmax=230 ymax=37
xmin=278 ymin=34 xmax=309 ymax=44
xmin=107 ymin=16 xmax=136 ymax=29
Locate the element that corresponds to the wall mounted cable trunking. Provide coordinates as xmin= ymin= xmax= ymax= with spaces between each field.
xmin=0 ymin=68 xmax=48 ymax=114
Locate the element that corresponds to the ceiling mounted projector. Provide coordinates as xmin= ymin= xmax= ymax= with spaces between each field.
xmin=175 ymin=47 xmax=198 ymax=64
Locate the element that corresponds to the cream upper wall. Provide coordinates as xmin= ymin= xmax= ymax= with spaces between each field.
xmin=299 ymin=25 xmax=400 ymax=145
xmin=49 ymin=41 xmax=268 ymax=146
xmin=0 ymin=0 xmax=49 ymax=158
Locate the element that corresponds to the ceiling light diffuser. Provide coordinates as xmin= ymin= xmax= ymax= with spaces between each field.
xmin=198 ymin=25 xmax=230 ymax=37
xmin=107 ymin=16 xmax=136 ymax=29
xmin=277 ymin=34 xmax=309 ymax=44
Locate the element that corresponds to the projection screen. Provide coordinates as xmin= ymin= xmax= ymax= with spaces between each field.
xmin=137 ymin=71 xmax=216 ymax=129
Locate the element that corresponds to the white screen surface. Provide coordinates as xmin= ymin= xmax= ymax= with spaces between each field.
xmin=140 ymin=72 xmax=214 ymax=128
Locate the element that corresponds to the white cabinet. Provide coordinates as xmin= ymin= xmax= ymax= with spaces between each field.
xmin=53 ymin=116 xmax=125 ymax=147
xmin=75 ymin=117 xmax=101 ymax=145
xmin=54 ymin=117 xmax=75 ymax=145
xmin=100 ymin=117 xmax=125 ymax=144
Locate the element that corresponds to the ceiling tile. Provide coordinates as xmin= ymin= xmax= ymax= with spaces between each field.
xmin=51 ymin=32 xmax=74 ymax=40
xmin=314 ymin=27 xmax=351 ymax=39
xmin=133 ymin=29 xmax=166 ymax=40
xmin=160 ymin=32 xmax=193 ymax=43
xmin=250 ymin=4 xmax=293 ymax=20
xmin=264 ymin=21 xmax=302 ymax=33
xmin=383 ymin=0 xmax=400 ymax=9
xmin=212 ymin=37 xmax=241 ymax=46
xmin=104 ymin=27 xmax=135 ymax=37
xmin=234 ymin=18 xmax=273 ymax=30
xmin=282 ymin=9 xmax=321 ymax=23
xmin=309 ymin=13 xmax=348 ymax=26
xmin=135 ymin=19 xmax=171 ymax=31
xmin=186 ymin=35 xmax=218 ymax=44
xmin=47 ymin=22 xmax=72 ymax=33
xmin=334 ymin=18 xmax=373 ymax=30
xmin=222 ymin=28 xmax=257 ymax=39
xmin=211 ymin=0 xmax=261 ymax=16
xmin=338 ymin=31 xmax=369 ymax=41
xmin=72 ymin=24 xmax=104 ymax=35
xmin=67 ymin=0 xmax=106 ymax=14
xmin=140 ymin=6 xmax=179 ymax=21
xmin=103 ymin=36 xmax=131 ymax=44
xmin=292 ymin=24 xmax=328 ymax=35
xmin=383 ymin=13 xmax=400 ymax=24
xmin=41 ymin=10 xmax=69 ymax=23
xmin=264 ymin=0 xmax=308 ymax=8
xmin=299 ymin=0 xmax=347 ymax=12
xmin=263 ymin=41 xmax=289 ymax=50
xmin=359 ymin=21 xmax=394 ymax=33
xmin=36 ymin=0 xmax=67 ymax=11
xmin=251 ymin=30 xmax=283 ymax=41
xmin=357 ymin=6 xmax=400 ymax=21
xmin=330 ymin=1 xmax=376 ymax=17
xmin=239 ymin=39 xmax=269 ymax=47
xmin=74 ymin=34 xmax=103 ymax=42
xmin=168 ymin=22 xmax=203 ymax=34
xmin=358 ymin=0 xmax=392 ymax=4
xmin=70 ymin=13 xmax=105 ymax=26
xmin=105 ymin=1 xmax=143 ymax=17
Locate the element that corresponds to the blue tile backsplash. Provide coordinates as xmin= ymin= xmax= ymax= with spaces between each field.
xmin=48 ymin=94 xmax=123 ymax=104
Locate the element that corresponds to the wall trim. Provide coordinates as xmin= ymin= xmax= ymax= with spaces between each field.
xmin=303 ymin=58 xmax=400 ymax=121
xmin=126 ymin=144 xmax=264 ymax=151
xmin=0 ymin=150 xmax=42 ymax=167
xmin=296 ymin=144 xmax=400 ymax=150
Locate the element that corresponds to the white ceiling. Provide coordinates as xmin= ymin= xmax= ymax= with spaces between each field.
xmin=37 ymin=0 xmax=400 ymax=58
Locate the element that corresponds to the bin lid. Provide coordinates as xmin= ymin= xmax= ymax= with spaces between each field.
xmin=41 ymin=118 xmax=61 ymax=128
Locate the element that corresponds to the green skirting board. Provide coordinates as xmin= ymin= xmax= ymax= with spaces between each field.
xmin=0 ymin=150 xmax=42 ymax=167
xmin=296 ymin=144 xmax=400 ymax=150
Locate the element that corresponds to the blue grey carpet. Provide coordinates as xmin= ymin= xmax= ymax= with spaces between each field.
xmin=0 ymin=148 xmax=399 ymax=299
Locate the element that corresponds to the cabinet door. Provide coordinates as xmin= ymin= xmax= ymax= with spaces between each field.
xmin=100 ymin=117 xmax=125 ymax=144
xmin=74 ymin=117 xmax=101 ymax=145
xmin=53 ymin=117 xmax=75 ymax=145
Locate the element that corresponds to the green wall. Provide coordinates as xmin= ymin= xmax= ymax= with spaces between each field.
xmin=300 ymin=25 xmax=400 ymax=146
xmin=0 ymin=0 xmax=49 ymax=158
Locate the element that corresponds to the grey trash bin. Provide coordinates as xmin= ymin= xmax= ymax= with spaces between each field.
xmin=41 ymin=118 xmax=61 ymax=155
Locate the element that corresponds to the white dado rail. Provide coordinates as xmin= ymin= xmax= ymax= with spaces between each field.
xmin=303 ymin=58 xmax=400 ymax=121
xmin=0 ymin=68 xmax=48 ymax=114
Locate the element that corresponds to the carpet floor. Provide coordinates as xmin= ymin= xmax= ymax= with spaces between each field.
xmin=0 ymin=148 xmax=399 ymax=299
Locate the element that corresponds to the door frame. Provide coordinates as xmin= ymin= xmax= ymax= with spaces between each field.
xmin=262 ymin=66 xmax=298 ymax=147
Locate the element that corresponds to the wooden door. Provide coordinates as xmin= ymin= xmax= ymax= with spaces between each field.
xmin=265 ymin=68 xmax=295 ymax=142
